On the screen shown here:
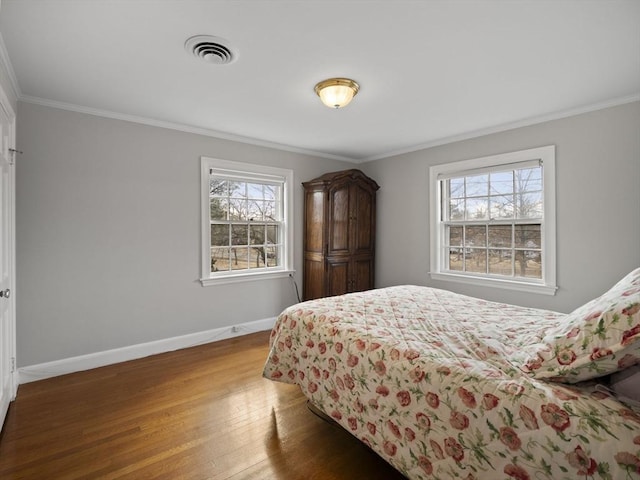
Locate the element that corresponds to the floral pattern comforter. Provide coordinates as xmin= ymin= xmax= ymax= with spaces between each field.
xmin=262 ymin=286 xmax=640 ymax=480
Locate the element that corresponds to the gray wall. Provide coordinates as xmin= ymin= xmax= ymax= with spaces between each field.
xmin=362 ymin=101 xmax=640 ymax=313
xmin=15 ymin=102 xmax=352 ymax=366
xmin=16 ymin=100 xmax=640 ymax=367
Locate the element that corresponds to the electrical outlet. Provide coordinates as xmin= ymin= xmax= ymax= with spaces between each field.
xmin=231 ymin=326 xmax=239 ymax=333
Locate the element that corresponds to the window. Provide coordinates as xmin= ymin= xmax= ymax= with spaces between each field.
xmin=200 ymin=157 xmax=293 ymax=286
xmin=429 ymin=145 xmax=556 ymax=295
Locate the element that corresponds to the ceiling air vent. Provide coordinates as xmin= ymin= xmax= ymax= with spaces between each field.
xmin=185 ymin=35 xmax=237 ymax=65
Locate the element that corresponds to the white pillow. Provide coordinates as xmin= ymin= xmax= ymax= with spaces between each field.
xmin=518 ymin=267 xmax=640 ymax=383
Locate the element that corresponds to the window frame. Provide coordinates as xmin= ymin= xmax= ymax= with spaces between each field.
xmin=429 ymin=145 xmax=557 ymax=295
xmin=200 ymin=157 xmax=294 ymax=286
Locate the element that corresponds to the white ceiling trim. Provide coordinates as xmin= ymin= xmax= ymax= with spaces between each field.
xmin=19 ymin=94 xmax=359 ymax=163
xmin=361 ymin=93 xmax=640 ymax=163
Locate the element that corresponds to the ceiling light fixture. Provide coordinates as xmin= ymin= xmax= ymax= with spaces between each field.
xmin=314 ymin=78 xmax=360 ymax=109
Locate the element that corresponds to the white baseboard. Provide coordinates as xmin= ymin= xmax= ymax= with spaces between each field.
xmin=18 ymin=317 xmax=277 ymax=384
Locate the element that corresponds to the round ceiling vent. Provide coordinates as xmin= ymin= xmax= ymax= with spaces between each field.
xmin=185 ymin=35 xmax=237 ymax=65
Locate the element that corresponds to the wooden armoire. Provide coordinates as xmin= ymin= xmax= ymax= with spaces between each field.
xmin=302 ymin=169 xmax=379 ymax=301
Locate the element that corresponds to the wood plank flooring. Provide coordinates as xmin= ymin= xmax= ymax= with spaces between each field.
xmin=0 ymin=331 xmax=406 ymax=479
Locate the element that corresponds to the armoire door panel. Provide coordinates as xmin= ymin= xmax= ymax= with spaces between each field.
xmin=305 ymin=191 xmax=325 ymax=254
xmin=304 ymin=258 xmax=326 ymax=301
xmin=353 ymin=184 xmax=374 ymax=253
xmin=327 ymin=259 xmax=349 ymax=297
xmin=328 ymin=186 xmax=350 ymax=254
xmin=353 ymin=258 xmax=374 ymax=293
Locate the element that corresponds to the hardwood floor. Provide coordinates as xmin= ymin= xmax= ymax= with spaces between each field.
xmin=0 ymin=331 xmax=406 ymax=479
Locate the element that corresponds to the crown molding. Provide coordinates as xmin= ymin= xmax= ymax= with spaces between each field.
xmin=14 ymin=88 xmax=640 ymax=166
xmin=360 ymin=93 xmax=640 ymax=163
xmin=19 ymin=94 xmax=359 ymax=163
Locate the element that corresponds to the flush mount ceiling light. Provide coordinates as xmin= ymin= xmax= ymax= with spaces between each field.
xmin=314 ymin=78 xmax=360 ymax=109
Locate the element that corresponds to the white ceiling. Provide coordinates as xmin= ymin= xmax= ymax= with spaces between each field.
xmin=0 ymin=0 xmax=638 ymax=162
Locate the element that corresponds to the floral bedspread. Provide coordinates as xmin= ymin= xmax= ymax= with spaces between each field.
xmin=262 ymin=286 xmax=640 ymax=480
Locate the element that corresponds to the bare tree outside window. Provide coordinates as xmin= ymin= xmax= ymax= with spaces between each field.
xmin=443 ymin=165 xmax=543 ymax=280
xmin=209 ymin=177 xmax=281 ymax=273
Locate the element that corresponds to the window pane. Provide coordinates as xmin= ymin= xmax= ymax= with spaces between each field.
xmin=210 ymin=179 xmax=228 ymax=197
xmin=449 ymin=178 xmax=464 ymax=198
xmin=516 ymin=192 xmax=542 ymax=218
xmin=465 ymin=197 xmax=488 ymax=220
xmin=263 ymin=184 xmax=276 ymax=202
xmin=465 ymin=226 xmax=486 ymax=247
xmin=231 ymin=225 xmax=248 ymax=245
xmin=465 ymin=174 xmax=488 ymax=197
xmin=210 ymin=197 xmax=228 ymax=220
xmin=211 ymin=224 xmax=229 ymax=247
xmin=263 ymin=200 xmax=277 ymax=221
xmin=516 ymin=192 xmax=543 ymax=219
xmin=488 ymin=225 xmax=512 ymax=247
xmin=514 ymin=250 xmax=542 ymax=279
xmin=448 ymin=248 xmax=463 ymax=271
xmin=249 ymin=246 xmax=266 ymax=268
xmin=489 ymin=194 xmax=514 ymax=219
xmin=230 ymin=247 xmax=249 ymax=270
xmin=488 ymin=249 xmax=512 ymax=276
xmin=266 ymin=246 xmax=278 ymax=267
xmin=266 ymin=225 xmax=278 ymax=244
xmin=228 ymin=198 xmax=247 ymax=220
xmin=249 ymin=224 xmax=265 ymax=245
xmin=211 ymin=247 xmax=230 ymax=272
xmin=247 ymin=200 xmax=264 ymax=220
xmin=247 ymin=182 xmax=265 ymax=200
xmin=228 ymin=181 xmax=245 ymax=198
xmin=447 ymin=225 xmax=463 ymax=246
xmin=514 ymin=224 xmax=541 ymax=248
xmin=515 ymin=168 xmax=542 ymax=192
xmin=465 ymin=248 xmax=487 ymax=273
xmin=449 ymin=198 xmax=464 ymax=220
xmin=489 ymin=171 xmax=513 ymax=195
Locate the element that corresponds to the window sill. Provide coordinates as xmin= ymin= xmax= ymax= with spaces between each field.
xmin=200 ymin=269 xmax=295 ymax=287
xmin=430 ymin=271 xmax=557 ymax=295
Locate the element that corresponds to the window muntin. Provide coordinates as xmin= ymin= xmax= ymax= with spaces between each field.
xmin=201 ymin=158 xmax=293 ymax=285
xmin=429 ymin=146 xmax=556 ymax=295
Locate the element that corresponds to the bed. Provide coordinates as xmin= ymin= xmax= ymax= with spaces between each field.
xmin=263 ymin=268 xmax=640 ymax=479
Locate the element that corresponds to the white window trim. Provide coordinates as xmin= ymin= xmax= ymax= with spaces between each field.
xmin=200 ymin=157 xmax=294 ymax=286
xmin=429 ymin=145 xmax=557 ymax=295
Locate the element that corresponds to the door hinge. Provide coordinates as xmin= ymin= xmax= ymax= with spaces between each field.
xmin=11 ymin=357 xmax=15 ymax=373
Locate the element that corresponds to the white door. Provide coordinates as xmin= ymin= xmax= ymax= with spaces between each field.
xmin=0 ymin=88 xmax=16 ymax=431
